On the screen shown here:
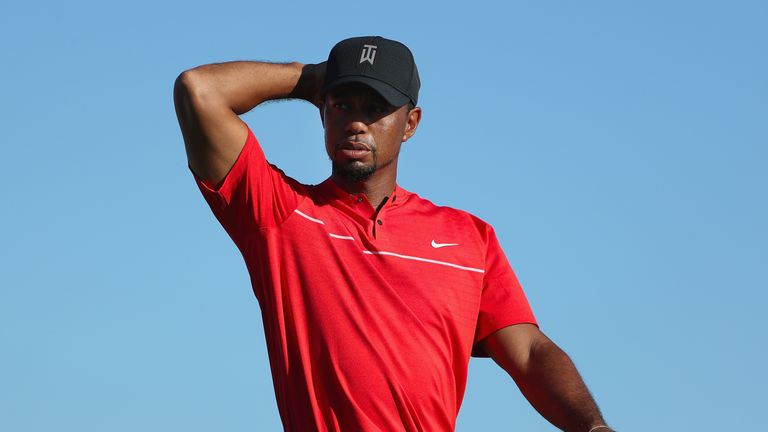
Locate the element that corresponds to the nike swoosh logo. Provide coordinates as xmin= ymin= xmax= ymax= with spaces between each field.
xmin=431 ymin=240 xmax=459 ymax=248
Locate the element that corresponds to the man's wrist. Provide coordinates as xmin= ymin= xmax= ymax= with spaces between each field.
xmin=289 ymin=62 xmax=326 ymax=107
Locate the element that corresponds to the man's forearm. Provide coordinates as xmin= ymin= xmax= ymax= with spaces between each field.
xmin=516 ymin=338 xmax=609 ymax=432
xmin=179 ymin=61 xmax=321 ymax=115
xmin=173 ymin=60 xmax=325 ymax=187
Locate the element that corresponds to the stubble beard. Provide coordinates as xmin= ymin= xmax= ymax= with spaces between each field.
xmin=332 ymin=151 xmax=378 ymax=183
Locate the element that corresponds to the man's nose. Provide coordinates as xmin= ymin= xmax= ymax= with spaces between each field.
xmin=345 ymin=118 xmax=369 ymax=135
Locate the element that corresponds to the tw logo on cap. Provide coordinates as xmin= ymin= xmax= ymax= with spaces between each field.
xmin=359 ymin=44 xmax=377 ymax=65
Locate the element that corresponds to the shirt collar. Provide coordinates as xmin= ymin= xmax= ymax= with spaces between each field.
xmin=317 ymin=178 xmax=409 ymax=214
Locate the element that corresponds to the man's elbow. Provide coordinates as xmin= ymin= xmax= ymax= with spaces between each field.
xmin=175 ymin=67 xmax=224 ymax=106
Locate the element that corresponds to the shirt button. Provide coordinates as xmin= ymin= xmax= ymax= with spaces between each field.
xmin=357 ymin=196 xmax=363 ymax=203
xmin=377 ymin=219 xmax=383 ymax=225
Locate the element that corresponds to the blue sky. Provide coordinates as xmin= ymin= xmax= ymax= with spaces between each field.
xmin=1 ymin=1 xmax=766 ymax=430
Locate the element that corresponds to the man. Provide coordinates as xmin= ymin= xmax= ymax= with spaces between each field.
xmin=174 ymin=36 xmax=613 ymax=432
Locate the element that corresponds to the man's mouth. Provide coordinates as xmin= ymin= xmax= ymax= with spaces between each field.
xmin=337 ymin=140 xmax=373 ymax=159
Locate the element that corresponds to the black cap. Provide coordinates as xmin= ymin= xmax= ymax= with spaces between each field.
xmin=321 ymin=36 xmax=420 ymax=107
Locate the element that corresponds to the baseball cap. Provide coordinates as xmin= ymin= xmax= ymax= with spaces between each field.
xmin=321 ymin=36 xmax=420 ymax=107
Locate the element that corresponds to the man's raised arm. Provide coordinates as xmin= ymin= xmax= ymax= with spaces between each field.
xmin=173 ymin=61 xmax=324 ymax=188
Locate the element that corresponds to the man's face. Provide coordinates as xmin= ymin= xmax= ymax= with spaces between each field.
xmin=322 ymin=83 xmax=417 ymax=183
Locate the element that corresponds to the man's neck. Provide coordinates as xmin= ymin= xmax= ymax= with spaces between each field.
xmin=330 ymin=171 xmax=397 ymax=210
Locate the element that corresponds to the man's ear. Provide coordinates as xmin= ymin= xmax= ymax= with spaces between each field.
xmin=402 ymin=106 xmax=422 ymax=142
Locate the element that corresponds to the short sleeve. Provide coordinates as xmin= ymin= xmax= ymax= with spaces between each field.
xmin=471 ymin=226 xmax=537 ymax=357
xmin=190 ymin=125 xmax=306 ymax=250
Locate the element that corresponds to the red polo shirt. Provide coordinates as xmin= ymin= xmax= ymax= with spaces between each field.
xmin=191 ymin=125 xmax=537 ymax=431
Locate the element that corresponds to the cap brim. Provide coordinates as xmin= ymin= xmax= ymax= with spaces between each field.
xmin=321 ymin=76 xmax=411 ymax=107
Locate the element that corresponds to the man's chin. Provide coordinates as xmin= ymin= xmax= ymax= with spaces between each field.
xmin=332 ymin=161 xmax=376 ymax=183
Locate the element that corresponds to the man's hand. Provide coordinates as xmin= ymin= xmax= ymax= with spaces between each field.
xmin=290 ymin=62 xmax=326 ymax=109
xmin=478 ymin=323 xmax=612 ymax=432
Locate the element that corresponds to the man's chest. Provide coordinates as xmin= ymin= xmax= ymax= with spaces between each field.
xmin=247 ymin=198 xmax=487 ymax=409
xmin=266 ymin=199 xmax=486 ymax=331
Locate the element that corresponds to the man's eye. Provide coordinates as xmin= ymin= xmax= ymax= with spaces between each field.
xmin=373 ymin=105 xmax=390 ymax=114
xmin=334 ymin=103 xmax=349 ymax=110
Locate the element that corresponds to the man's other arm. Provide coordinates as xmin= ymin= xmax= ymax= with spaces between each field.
xmin=478 ymin=323 xmax=613 ymax=432
xmin=173 ymin=61 xmax=324 ymax=188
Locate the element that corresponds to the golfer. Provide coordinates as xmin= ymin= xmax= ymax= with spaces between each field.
xmin=174 ymin=36 xmax=613 ymax=432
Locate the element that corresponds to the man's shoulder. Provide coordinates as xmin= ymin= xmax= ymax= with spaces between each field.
xmin=401 ymin=188 xmax=494 ymax=233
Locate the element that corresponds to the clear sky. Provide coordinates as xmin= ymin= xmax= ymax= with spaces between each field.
xmin=1 ymin=1 xmax=766 ymax=431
